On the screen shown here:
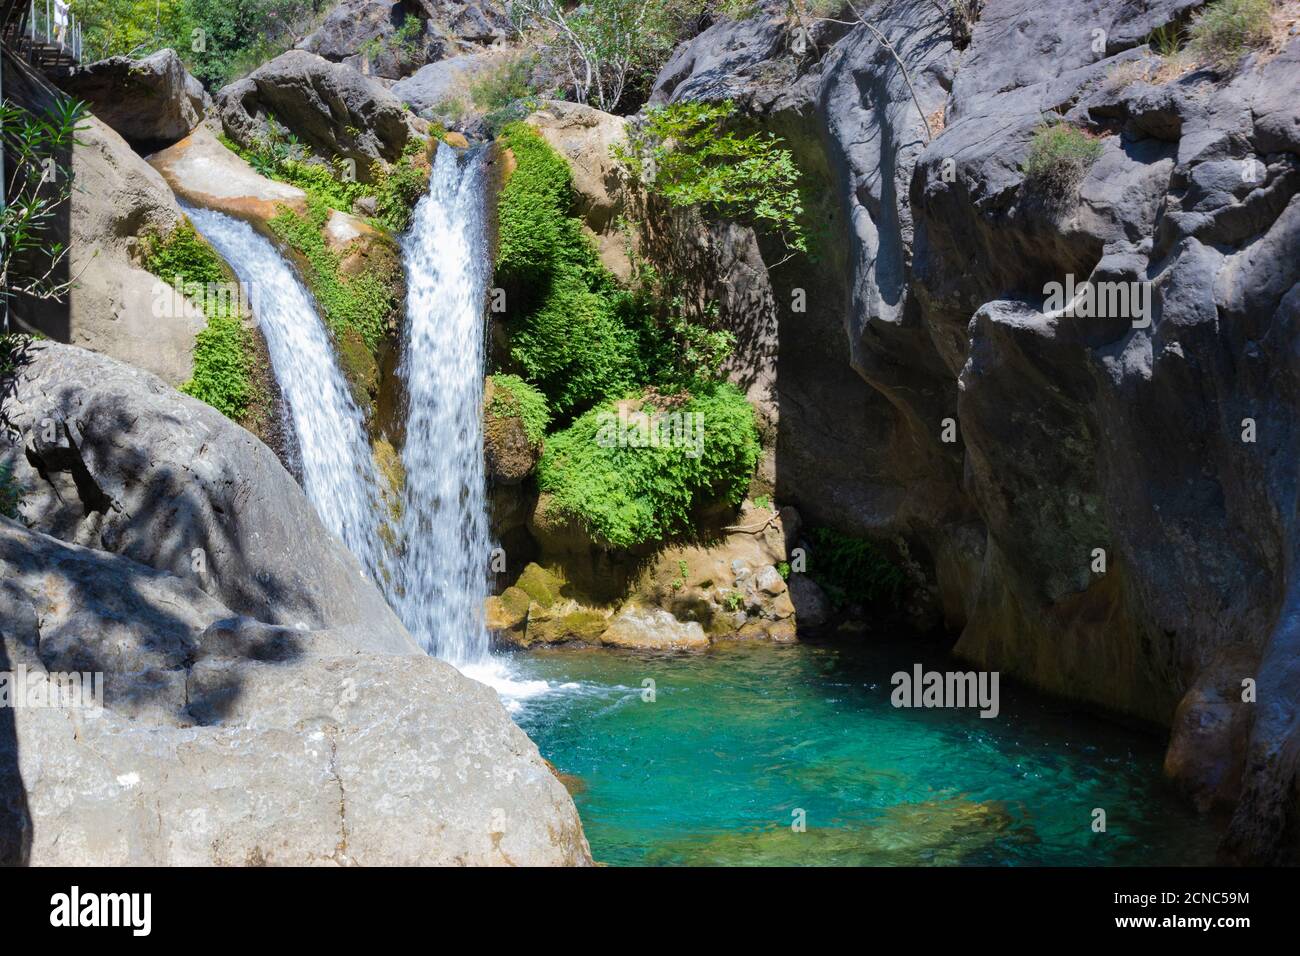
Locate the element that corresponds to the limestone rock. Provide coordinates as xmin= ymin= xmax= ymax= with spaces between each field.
xmin=600 ymin=606 xmax=708 ymax=652
xmin=0 ymin=520 xmax=590 ymax=866
xmin=1 ymin=342 xmax=411 ymax=654
xmin=216 ymin=50 xmax=422 ymax=184
xmin=150 ymin=125 xmax=309 ymax=227
xmin=57 ymin=49 xmax=209 ymax=147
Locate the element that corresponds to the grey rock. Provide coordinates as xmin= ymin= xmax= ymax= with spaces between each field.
xmin=1 ymin=341 xmax=414 ymax=655
xmin=56 ymin=48 xmax=209 ymax=147
xmin=788 ymin=574 xmax=829 ymax=629
xmin=390 ymin=50 xmax=509 ymax=113
xmin=216 ymin=50 xmax=422 ymax=183
xmin=300 ymin=0 xmax=444 ymax=81
xmin=0 ymin=520 xmax=590 ymax=865
xmin=641 ymin=0 xmax=1300 ymax=860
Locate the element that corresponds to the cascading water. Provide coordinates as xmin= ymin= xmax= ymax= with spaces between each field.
xmin=185 ymin=206 xmax=387 ymax=582
xmin=394 ymin=144 xmax=495 ymax=667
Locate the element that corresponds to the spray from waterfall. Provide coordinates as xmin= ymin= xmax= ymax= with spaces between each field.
xmin=395 ymin=144 xmax=495 ymax=666
xmin=185 ymin=206 xmax=387 ymax=582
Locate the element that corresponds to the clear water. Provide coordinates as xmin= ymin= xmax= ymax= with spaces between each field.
xmin=513 ymin=639 xmax=1222 ymax=866
xmin=185 ymin=205 xmax=386 ymax=582
xmin=395 ymin=144 xmax=495 ymax=666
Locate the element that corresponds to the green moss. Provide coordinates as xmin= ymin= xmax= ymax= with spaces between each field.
xmin=537 ymin=381 xmax=760 ymax=549
xmin=516 ymin=562 xmax=561 ymax=608
xmin=806 ymin=526 xmax=906 ymax=610
xmin=143 ymin=221 xmax=257 ymax=421
xmin=269 ymin=197 xmax=400 ymax=353
xmin=488 ymin=373 xmax=550 ymax=444
xmin=1022 ymin=122 xmax=1104 ymax=195
xmin=1189 ymin=0 xmax=1273 ymax=72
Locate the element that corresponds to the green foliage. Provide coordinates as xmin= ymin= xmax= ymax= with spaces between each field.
xmin=1189 ymin=0 xmax=1273 ymax=72
xmin=471 ymin=57 xmax=537 ymax=113
xmin=489 ymin=374 xmax=551 ymax=444
xmin=223 ymin=126 xmax=429 ymax=232
xmin=269 ymin=198 xmax=398 ymax=352
xmin=0 ymin=460 xmax=21 ymax=520
xmin=537 ymin=381 xmax=760 ymax=549
xmin=77 ymin=0 xmax=190 ymax=60
xmin=807 ymin=526 xmax=906 ymax=610
xmin=359 ymin=13 xmax=424 ymax=63
xmin=753 ymin=494 xmax=771 ymax=510
xmin=1022 ymin=122 xmax=1104 ymax=195
xmin=2 ymin=97 xmax=86 ymax=313
xmin=615 ymin=99 xmax=807 ymax=255
xmin=1147 ymin=22 xmax=1185 ymax=57
xmin=142 ymin=221 xmax=255 ymax=420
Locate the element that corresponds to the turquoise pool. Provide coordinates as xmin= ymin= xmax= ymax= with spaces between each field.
xmin=511 ymin=638 xmax=1221 ymax=866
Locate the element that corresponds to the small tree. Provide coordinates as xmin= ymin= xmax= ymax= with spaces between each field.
xmin=1 ymin=96 xmax=87 ymax=331
xmin=510 ymin=0 xmax=673 ymax=113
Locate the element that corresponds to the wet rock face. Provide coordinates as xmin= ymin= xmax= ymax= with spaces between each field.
xmin=0 ymin=343 xmax=591 ymax=866
xmin=56 ymin=48 xmax=209 ymax=148
xmin=645 ymin=0 xmax=1300 ymax=859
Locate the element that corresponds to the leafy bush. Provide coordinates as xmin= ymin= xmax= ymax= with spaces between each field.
xmin=489 ymin=374 xmax=551 ymax=444
xmin=143 ymin=221 xmax=257 ymax=420
xmin=269 ymin=197 xmax=400 ymax=351
xmin=471 ymin=57 xmax=537 ymax=113
xmin=1189 ymin=0 xmax=1273 ymax=72
xmin=615 ymin=99 xmax=807 ymax=255
xmin=496 ymin=122 xmax=644 ymax=415
xmin=1022 ymin=121 xmax=1104 ymax=195
xmin=806 ymin=526 xmax=906 ymax=610
xmin=537 ymin=381 xmax=760 ymax=548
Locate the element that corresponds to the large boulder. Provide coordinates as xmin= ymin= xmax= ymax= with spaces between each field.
xmin=300 ymin=0 xmax=444 ymax=81
xmin=56 ymin=48 xmax=209 ymax=147
xmin=390 ymin=48 xmax=513 ymax=114
xmin=0 ymin=342 xmax=408 ymax=654
xmin=0 ymin=519 xmax=590 ymax=865
xmin=2 ymin=53 xmax=205 ymax=386
xmin=216 ymin=50 xmax=423 ymax=183
xmin=149 ymin=125 xmax=309 ymax=228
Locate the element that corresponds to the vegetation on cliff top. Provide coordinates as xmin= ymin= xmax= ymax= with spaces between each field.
xmin=1189 ymin=0 xmax=1274 ymax=72
xmin=615 ymin=99 xmax=807 ymax=256
xmin=1022 ymin=121 xmax=1104 ymax=196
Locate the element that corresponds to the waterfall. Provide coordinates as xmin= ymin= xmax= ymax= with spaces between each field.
xmin=185 ymin=206 xmax=386 ymax=582
xmin=395 ymin=144 xmax=494 ymax=666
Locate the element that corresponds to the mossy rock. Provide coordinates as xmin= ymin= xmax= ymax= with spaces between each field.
xmin=337 ymin=326 xmax=381 ymax=418
xmin=514 ymin=562 xmax=562 ymax=608
xmin=486 ymin=586 xmax=531 ymax=633
xmin=527 ymin=608 xmax=609 ymax=645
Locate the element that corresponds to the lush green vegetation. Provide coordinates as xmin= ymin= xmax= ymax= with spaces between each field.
xmin=1189 ymin=0 xmax=1273 ymax=72
xmin=496 ymin=123 xmax=762 ymax=548
xmin=269 ymin=196 xmax=400 ymax=352
xmin=220 ymin=127 xmax=430 ymax=233
xmin=537 ymin=382 xmax=760 ymax=548
xmin=497 ymin=122 xmax=735 ymax=418
xmin=489 ymin=374 xmax=551 ymax=445
xmin=614 ymin=99 xmax=807 ymax=256
xmin=2 ymin=98 xmax=85 ymax=316
xmin=806 ymin=526 xmax=906 ymax=610
xmin=79 ymin=0 xmax=327 ymax=88
xmin=142 ymin=221 xmax=257 ymax=421
xmin=1022 ymin=122 xmax=1104 ymax=195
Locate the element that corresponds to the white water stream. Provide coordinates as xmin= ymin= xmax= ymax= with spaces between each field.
xmin=185 ymin=206 xmax=387 ymax=583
